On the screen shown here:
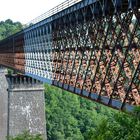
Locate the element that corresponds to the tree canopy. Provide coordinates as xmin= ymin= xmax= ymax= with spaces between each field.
xmin=8 ymin=131 xmax=43 ymax=140
xmin=0 ymin=19 xmax=23 ymax=40
xmin=45 ymin=84 xmax=140 ymax=140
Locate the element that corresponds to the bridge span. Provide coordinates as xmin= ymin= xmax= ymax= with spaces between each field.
xmin=0 ymin=0 xmax=140 ymax=111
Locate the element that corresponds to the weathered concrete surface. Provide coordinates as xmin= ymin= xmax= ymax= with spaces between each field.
xmin=0 ymin=67 xmax=8 ymax=140
xmin=7 ymin=75 xmax=47 ymax=140
xmin=0 ymin=70 xmax=47 ymax=140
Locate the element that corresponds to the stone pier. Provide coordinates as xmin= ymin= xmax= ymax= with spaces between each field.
xmin=0 ymin=68 xmax=8 ymax=140
xmin=0 ymin=68 xmax=47 ymax=140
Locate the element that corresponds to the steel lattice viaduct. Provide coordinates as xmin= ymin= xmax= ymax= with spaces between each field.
xmin=0 ymin=0 xmax=140 ymax=111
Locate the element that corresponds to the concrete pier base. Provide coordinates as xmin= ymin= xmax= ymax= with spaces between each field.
xmin=0 ymin=68 xmax=47 ymax=140
xmin=0 ymin=68 xmax=8 ymax=140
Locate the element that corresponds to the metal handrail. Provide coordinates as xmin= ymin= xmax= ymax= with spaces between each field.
xmin=26 ymin=0 xmax=82 ymax=26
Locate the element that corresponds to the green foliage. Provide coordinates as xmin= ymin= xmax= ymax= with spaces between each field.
xmin=8 ymin=131 xmax=43 ymax=140
xmin=0 ymin=19 xmax=23 ymax=40
xmin=8 ymin=69 xmax=14 ymax=75
xmin=85 ymin=111 xmax=140 ymax=140
xmin=45 ymin=84 xmax=140 ymax=140
xmin=45 ymin=84 xmax=115 ymax=140
xmin=132 ymin=106 xmax=140 ymax=119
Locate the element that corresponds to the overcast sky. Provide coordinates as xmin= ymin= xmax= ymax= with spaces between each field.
xmin=0 ymin=0 xmax=64 ymax=24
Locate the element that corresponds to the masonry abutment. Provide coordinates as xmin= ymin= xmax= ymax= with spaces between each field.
xmin=0 ymin=67 xmax=47 ymax=139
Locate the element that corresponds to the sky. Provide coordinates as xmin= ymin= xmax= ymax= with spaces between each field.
xmin=0 ymin=0 xmax=64 ymax=24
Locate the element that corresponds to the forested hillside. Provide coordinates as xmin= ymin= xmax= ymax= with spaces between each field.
xmin=45 ymin=84 xmax=140 ymax=140
xmin=0 ymin=19 xmax=22 ymax=40
xmin=0 ymin=19 xmax=140 ymax=140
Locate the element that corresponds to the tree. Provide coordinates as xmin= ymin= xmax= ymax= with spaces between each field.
xmin=0 ymin=19 xmax=23 ymax=40
xmin=8 ymin=131 xmax=43 ymax=140
xmin=44 ymin=84 xmax=115 ymax=140
xmin=85 ymin=108 xmax=140 ymax=140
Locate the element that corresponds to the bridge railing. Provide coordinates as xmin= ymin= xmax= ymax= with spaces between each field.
xmin=26 ymin=0 xmax=82 ymax=26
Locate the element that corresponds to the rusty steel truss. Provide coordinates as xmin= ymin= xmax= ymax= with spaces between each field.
xmin=0 ymin=0 xmax=139 ymax=111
